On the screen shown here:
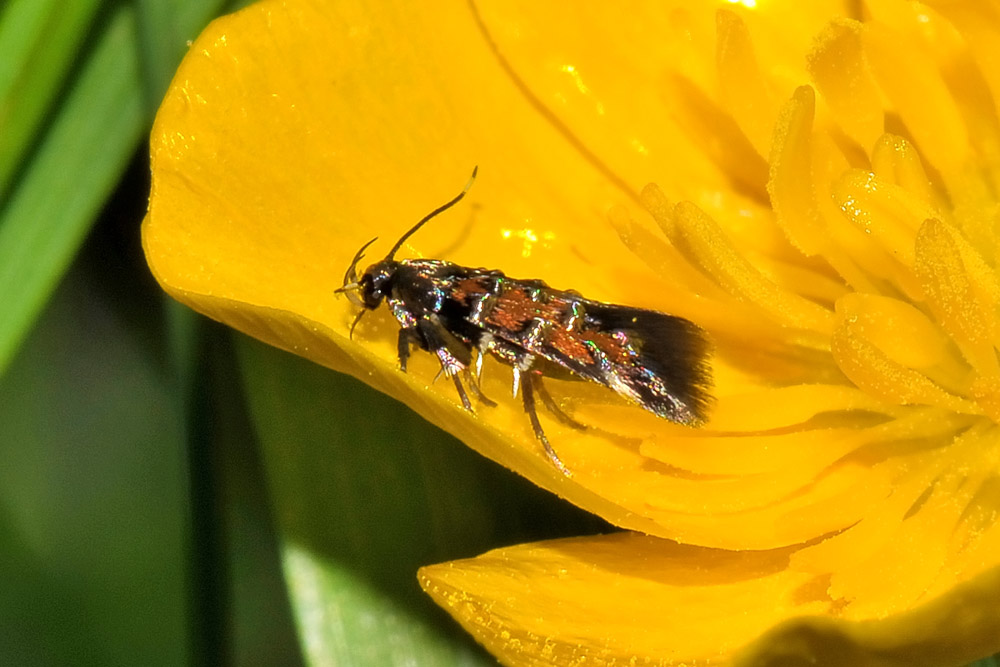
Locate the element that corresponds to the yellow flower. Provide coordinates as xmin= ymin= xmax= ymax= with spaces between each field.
xmin=143 ymin=0 xmax=1000 ymax=664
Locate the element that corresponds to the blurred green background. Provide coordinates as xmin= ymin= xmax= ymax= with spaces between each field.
xmin=0 ymin=2 xmax=612 ymax=665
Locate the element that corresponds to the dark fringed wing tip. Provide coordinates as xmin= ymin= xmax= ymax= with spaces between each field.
xmin=592 ymin=305 xmax=714 ymax=425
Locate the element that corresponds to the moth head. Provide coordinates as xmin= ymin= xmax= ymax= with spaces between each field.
xmin=336 ymin=258 xmax=397 ymax=339
xmin=336 ymin=237 xmax=384 ymax=337
xmin=335 ymin=166 xmax=478 ymax=338
xmin=356 ymin=260 xmax=397 ymax=310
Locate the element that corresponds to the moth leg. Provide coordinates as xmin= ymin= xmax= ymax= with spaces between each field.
xmin=397 ymin=327 xmax=419 ymax=372
xmin=467 ymin=336 xmax=497 ymax=407
xmin=534 ymin=377 xmax=586 ymax=431
xmin=475 ymin=334 xmax=491 ymax=382
xmin=451 ymin=375 xmax=473 ymax=411
xmin=465 ymin=367 xmax=497 ymax=407
xmin=522 ymin=373 xmax=571 ymax=476
xmin=417 ymin=318 xmax=474 ymax=412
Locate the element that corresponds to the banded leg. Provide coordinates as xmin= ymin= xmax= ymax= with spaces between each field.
xmin=534 ymin=377 xmax=586 ymax=431
xmin=466 ymin=365 xmax=497 ymax=407
xmin=397 ymin=327 xmax=419 ymax=372
xmin=467 ymin=337 xmax=497 ymax=407
xmin=450 ymin=375 xmax=473 ymax=411
xmin=417 ymin=318 xmax=474 ymax=411
xmin=522 ymin=373 xmax=571 ymax=476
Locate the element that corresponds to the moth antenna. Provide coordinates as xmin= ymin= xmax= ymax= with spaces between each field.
xmin=341 ymin=236 xmax=379 ymax=288
xmin=384 ymin=166 xmax=478 ymax=261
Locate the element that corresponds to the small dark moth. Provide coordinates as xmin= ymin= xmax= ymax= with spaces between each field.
xmin=336 ymin=168 xmax=712 ymax=475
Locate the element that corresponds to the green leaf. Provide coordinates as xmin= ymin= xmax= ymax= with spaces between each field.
xmin=0 ymin=7 xmax=144 ymax=377
xmin=237 ymin=336 xmax=496 ymax=665
xmin=0 ymin=249 xmax=189 ymax=666
xmin=236 ymin=335 xmax=611 ymax=665
xmin=0 ymin=0 xmax=242 ymax=378
xmin=183 ymin=323 xmax=305 ymax=666
xmin=0 ymin=0 xmax=103 ymax=194
xmin=135 ymin=0 xmax=258 ymax=113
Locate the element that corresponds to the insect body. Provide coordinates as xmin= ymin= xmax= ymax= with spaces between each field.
xmin=337 ymin=168 xmax=713 ymax=475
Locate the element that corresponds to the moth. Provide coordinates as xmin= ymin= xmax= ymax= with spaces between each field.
xmin=336 ymin=168 xmax=713 ymax=475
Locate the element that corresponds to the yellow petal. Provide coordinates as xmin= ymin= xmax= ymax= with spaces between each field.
xmin=420 ymin=531 xmax=1000 ymax=666
xmin=144 ymin=0 xmax=799 ymax=536
xmin=146 ymin=0 xmax=870 ymax=544
xmin=146 ymin=0 xmax=1000 ymax=663
xmin=420 ymin=533 xmax=823 ymax=665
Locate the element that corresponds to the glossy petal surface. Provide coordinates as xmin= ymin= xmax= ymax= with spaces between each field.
xmin=145 ymin=0 xmax=1000 ymax=664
